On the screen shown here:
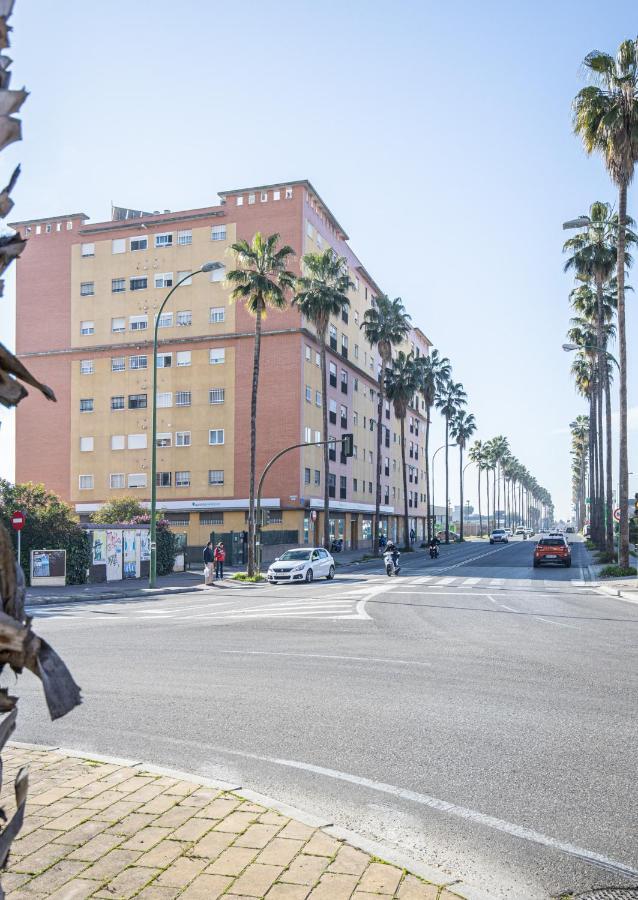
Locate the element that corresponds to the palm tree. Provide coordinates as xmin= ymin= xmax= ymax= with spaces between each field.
xmin=485 ymin=436 xmax=509 ymax=529
xmin=468 ymin=440 xmax=485 ymax=537
xmin=418 ymin=350 xmax=451 ymax=541
xmin=361 ymin=295 xmax=411 ymax=555
xmin=227 ymin=232 xmax=295 ymax=575
xmin=570 ymin=415 xmax=589 ymax=529
xmin=435 ymin=380 xmax=467 ymax=542
xmin=573 ymin=38 xmax=638 ymax=566
xmin=385 ymin=352 xmax=421 ymax=548
xmin=293 ymin=249 xmax=353 ymax=549
xmin=450 ymin=411 xmax=477 ymax=541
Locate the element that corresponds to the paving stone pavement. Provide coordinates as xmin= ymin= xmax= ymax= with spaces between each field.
xmin=1 ymin=746 xmax=466 ymax=900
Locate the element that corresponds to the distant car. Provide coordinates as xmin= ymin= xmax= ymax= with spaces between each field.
xmin=436 ymin=531 xmax=460 ymax=542
xmin=490 ymin=529 xmax=509 ymax=544
xmin=534 ymin=536 xmax=571 ymax=568
xmin=267 ymin=548 xmax=335 ymax=583
xmin=565 ymin=526 xmax=575 ymax=534
xmin=515 ymin=527 xmax=526 ymax=535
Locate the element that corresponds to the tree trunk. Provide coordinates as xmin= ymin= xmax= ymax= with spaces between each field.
xmin=496 ymin=465 xmax=501 ymax=530
xmin=444 ymin=415 xmax=449 ymax=543
xmin=604 ymin=365 xmax=614 ymax=553
xmin=459 ymin=447 xmax=464 ymax=540
xmin=401 ymin=416 xmax=409 ymax=549
xmin=596 ymin=362 xmax=604 ymax=547
xmin=618 ymin=180 xmax=629 ymax=567
xmin=478 ymin=465 xmax=483 ymax=538
xmin=492 ymin=467 xmax=496 ymax=533
xmin=485 ymin=467 xmax=490 ymax=535
xmin=373 ymin=363 xmax=385 ymax=556
xmin=425 ymin=407 xmax=432 ymax=542
xmin=320 ymin=333 xmax=330 ymax=550
xmin=588 ymin=392 xmax=595 ymax=543
xmin=247 ymin=305 xmax=263 ymax=576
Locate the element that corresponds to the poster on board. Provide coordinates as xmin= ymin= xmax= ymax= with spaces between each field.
xmin=31 ymin=549 xmax=66 ymax=586
xmin=123 ymin=530 xmax=137 ymax=579
xmin=106 ymin=530 xmax=122 ymax=581
xmin=92 ymin=530 xmax=106 ymax=565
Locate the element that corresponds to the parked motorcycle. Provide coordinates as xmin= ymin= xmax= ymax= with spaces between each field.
xmin=384 ymin=549 xmax=400 ymax=576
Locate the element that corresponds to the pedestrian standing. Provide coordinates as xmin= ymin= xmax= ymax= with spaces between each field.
xmin=203 ymin=541 xmax=214 ymax=585
xmin=214 ymin=542 xmax=226 ymax=580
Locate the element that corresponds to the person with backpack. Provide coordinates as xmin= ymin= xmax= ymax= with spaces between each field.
xmin=214 ymin=542 xmax=226 ymax=580
xmin=203 ymin=541 xmax=214 ymax=585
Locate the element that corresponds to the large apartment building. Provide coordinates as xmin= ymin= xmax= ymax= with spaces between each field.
xmin=12 ymin=180 xmax=431 ymax=553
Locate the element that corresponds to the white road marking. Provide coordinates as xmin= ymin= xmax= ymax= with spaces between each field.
xmin=216 ymin=650 xmax=430 ymax=667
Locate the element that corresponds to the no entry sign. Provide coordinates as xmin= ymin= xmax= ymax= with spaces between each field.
xmin=613 ymin=507 xmax=621 ymax=522
xmin=11 ymin=511 xmax=25 ymax=531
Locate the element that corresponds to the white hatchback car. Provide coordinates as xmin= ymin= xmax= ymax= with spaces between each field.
xmin=267 ymin=548 xmax=335 ymax=584
xmin=489 ymin=529 xmax=509 ymax=544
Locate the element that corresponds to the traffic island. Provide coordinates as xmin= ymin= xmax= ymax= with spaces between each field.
xmin=2 ymin=744 xmax=468 ymax=899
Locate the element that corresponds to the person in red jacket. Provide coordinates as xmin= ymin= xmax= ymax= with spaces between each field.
xmin=214 ymin=542 xmax=226 ymax=580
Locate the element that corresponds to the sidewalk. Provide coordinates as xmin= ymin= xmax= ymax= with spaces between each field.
xmin=595 ymin=575 xmax=638 ymax=604
xmin=2 ymin=744 xmax=466 ymax=900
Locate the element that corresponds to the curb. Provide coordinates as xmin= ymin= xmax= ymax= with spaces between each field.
xmin=7 ymin=741 xmax=493 ymax=900
xmin=24 ymin=578 xmax=268 ymax=607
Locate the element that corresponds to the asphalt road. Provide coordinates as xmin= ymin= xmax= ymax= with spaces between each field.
xmin=9 ymin=537 xmax=638 ymax=899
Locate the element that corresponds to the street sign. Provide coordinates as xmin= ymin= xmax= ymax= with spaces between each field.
xmin=11 ymin=511 xmax=25 ymax=531
xmin=613 ymin=507 xmax=621 ymax=522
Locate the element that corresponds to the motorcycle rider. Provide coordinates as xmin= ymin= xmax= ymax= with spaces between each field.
xmin=385 ymin=539 xmax=400 ymax=570
xmin=428 ymin=535 xmax=440 ymax=558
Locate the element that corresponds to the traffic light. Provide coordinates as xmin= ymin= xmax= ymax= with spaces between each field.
xmin=342 ymin=433 xmax=354 ymax=457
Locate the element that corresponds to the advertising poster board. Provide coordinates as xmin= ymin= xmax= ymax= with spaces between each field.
xmin=106 ymin=530 xmax=122 ymax=581
xmin=31 ymin=549 xmax=66 ymax=586
xmin=92 ymin=530 xmax=106 ymax=565
xmin=123 ymin=530 xmax=137 ymax=579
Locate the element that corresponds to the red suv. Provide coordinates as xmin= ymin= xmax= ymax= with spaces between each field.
xmin=533 ymin=536 xmax=571 ymax=568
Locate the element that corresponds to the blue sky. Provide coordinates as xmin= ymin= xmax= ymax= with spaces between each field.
xmin=1 ymin=0 xmax=637 ymax=517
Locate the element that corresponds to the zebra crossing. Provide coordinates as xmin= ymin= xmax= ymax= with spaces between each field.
xmin=406 ymin=574 xmax=595 ymax=591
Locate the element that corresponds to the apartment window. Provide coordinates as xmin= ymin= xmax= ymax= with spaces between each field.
xmin=175 ymin=470 xmax=190 ymax=487
xmin=340 ymin=370 xmax=348 ymax=394
xmin=177 ymin=229 xmax=192 ymax=245
xmin=112 ymin=278 xmax=126 ymax=293
xmin=80 ymin=359 xmax=94 ymax=375
xmin=128 ymin=393 xmax=147 ymax=409
xmin=248 ymin=193 xmax=256 ymax=204
xmin=315 ymin=351 xmax=320 ymax=367
xmin=129 ymin=355 xmax=147 ymax=370
xmin=305 ymin=345 xmax=311 ymax=361
xmin=353 ymin=478 xmax=358 ymax=492
xmin=109 ymin=473 xmax=125 ymax=489
xmin=127 ymin=473 xmax=147 ymax=489
xmin=329 ymin=324 xmax=337 ymax=350
xmin=328 ymin=473 xmax=336 ymax=498
xmin=80 ymin=320 xmax=95 ymax=335
xmin=385 ymin=400 xmax=390 ymax=420
xmin=157 ymin=353 xmax=172 ymax=369
xmin=385 ymin=457 xmax=390 ymax=476
xmin=176 ymin=351 xmax=191 ymax=366
xmin=176 ymin=310 xmax=192 ymax=326
xmin=175 ymin=431 xmax=191 ymax=447
xmin=304 ymin=427 xmax=312 ymax=443
xmin=340 ymin=405 xmax=347 ymax=428
xmin=354 ymin=310 xmax=359 ymax=325
xmin=208 ymin=429 xmax=224 ymax=445
xmin=354 ymin=377 xmax=359 ymax=392
xmin=157 ymin=312 xmax=173 ymax=328
xmin=369 ymin=481 xmax=373 ymax=493
xmin=329 ymin=438 xmax=336 ymax=462
xmin=130 ymin=236 xmax=148 ymax=251
xmin=210 ymin=347 xmax=225 ymax=365
xmin=156 ymin=471 xmax=172 ymax=487
xmin=45 ymin=223 xmax=52 ymax=233
xmin=353 ymin=445 xmax=358 ymax=459
xmin=130 ymin=276 xmax=148 ymax=291
xmin=154 ymin=272 xmax=173 ymax=289
xmin=80 ymin=437 xmax=94 ymax=452
xmin=304 ymin=467 xmax=311 ymax=485
xmin=268 ymin=510 xmax=283 ymax=524
xmin=81 ymin=242 xmax=95 ymax=257
xmin=156 ymin=433 xmax=172 ymax=448
xmin=329 ymin=362 xmax=337 ymax=387
xmin=127 ymin=433 xmax=146 ymax=449
xmin=211 ymin=225 xmax=226 ymax=241
xmin=111 ymin=395 xmax=125 ymax=411
xmin=209 ymin=388 xmax=225 ymax=404
xmin=354 ymin=344 xmax=359 ymax=360
xmin=314 ymin=430 xmax=321 ymax=443
xmin=315 ymin=390 xmax=322 ymax=407
xmin=129 ymin=315 xmax=148 ymax=331
xmin=314 ymin=469 xmax=321 ymax=485
xmin=236 ymin=196 xmax=244 ymax=206
xmin=175 ymin=391 xmax=192 ymax=407
xmin=112 ymin=238 xmax=125 ymax=254
xmin=329 ymin=399 xmax=337 ymax=425
xmin=285 ymin=187 xmax=293 ymax=199
xmin=157 ymin=392 xmax=172 ymax=407
xmin=79 ymin=475 xmax=94 ymax=490
xmin=341 ymin=306 xmax=348 ymax=324
xmin=306 ymin=221 xmax=313 ymax=239
xmin=209 ymin=307 xmax=225 ymax=323
xmin=111 ymin=434 xmax=125 ymax=450
xmin=305 ymin=385 xmax=312 ymax=403
xmin=80 ymin=398 xmax=94 ymax=413
xmin=340 ymin=475 xmax=347 ymax=500
xmin=35 ymin=225 xmax=41 ymax=234
xmin=155 ymin=232 xmax=173 ymax=248
xmin=260 ymin=191 xmax=268 ymax=203
xmin=341 ymin=334 xmax=348 ymax=358
xmin=208 ymin=469 xmax=224 ymax=485
xmin=201 ymin=511 xmax=224 ymax=525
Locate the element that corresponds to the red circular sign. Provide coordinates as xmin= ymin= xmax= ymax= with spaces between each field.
xmin=11 ymin=511 xmax=25 ymax=531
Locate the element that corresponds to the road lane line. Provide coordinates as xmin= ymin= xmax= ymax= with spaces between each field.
xmin=216 ymin=650 xmax=430 ymax=666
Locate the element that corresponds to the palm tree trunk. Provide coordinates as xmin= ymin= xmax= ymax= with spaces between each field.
xmin=492 ymin=468 xmax=496 ymax=533
xmin=604 ymin=364 xmax=614 ymax=553
xmin=477 ymin=465 xmax=483 ymax=538
xmin=596 ymin=363 xmax=604 ymax=546
xmin=618 ymin=180 xmax=629 ymax=567
xmin=496 ymin=465 xmax=501 ymax=530
xmin=459 ymin=447 xmax=464 ymax=540
xmin=425 ymin=408 xmax=432 ymax=542
xmin=485 ymin=467 xmax=490 ymax=535
xmin=588 ymin=392 xmax=595 ymax=542
xmin=373 ymin=366 xmax=385 ymax=556
xmin=320 ymin=334 xmax=330 ymax=550
xmin=401 ymin=416 xmax=409 ymax=548
xmin=247 ymin=305 xmax=263 ymax=576
xmin=444 ymin=415 xmax=449 ymax=543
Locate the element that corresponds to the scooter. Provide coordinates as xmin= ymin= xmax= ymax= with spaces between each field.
xmin=429 ymin=544 xmax=439 ymax=559
xmin=383 ymin=550 xmax=400 ymax=576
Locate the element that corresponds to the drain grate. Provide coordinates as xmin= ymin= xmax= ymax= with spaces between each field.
xmin=571 ymin=890 xmax=638 ymax=900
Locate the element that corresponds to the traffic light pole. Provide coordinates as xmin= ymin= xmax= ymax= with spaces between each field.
xmin=255 ymin=435 xmax=353 ymax=572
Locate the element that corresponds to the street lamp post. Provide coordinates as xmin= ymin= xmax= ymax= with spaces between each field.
xmin=430 ymin=443 xmax=455 ymax=542
xmin=149 ymin=262 xmax=223 ymax=588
